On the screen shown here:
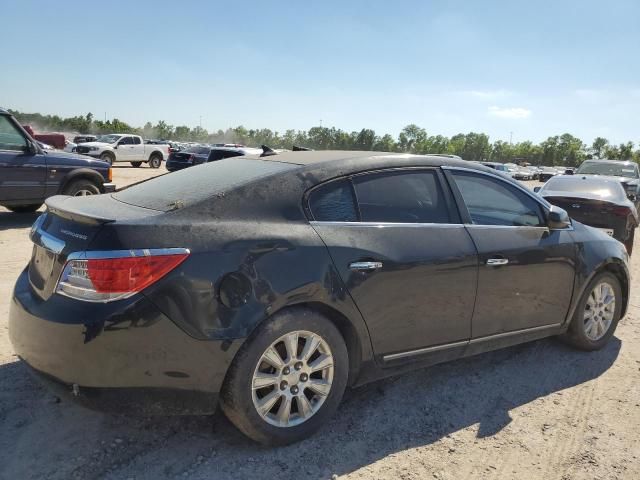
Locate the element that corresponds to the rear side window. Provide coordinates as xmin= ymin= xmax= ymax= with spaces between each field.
xmin=309 ymin=180 xmax=358 ymax=222
xmin=452 ymin=171 xmax=544 ymax=227
xmin=132 ymin=136 xmax=141 ymax=145
xmin=354 ymin=170 xmax=451 ymax=224
xmin=119 ymin=136 xmax=134 ymax=145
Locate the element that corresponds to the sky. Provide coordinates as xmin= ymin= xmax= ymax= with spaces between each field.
xmin=1 ymin=0 xmax=639 ymax=144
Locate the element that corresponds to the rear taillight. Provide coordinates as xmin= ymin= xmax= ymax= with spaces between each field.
xmin=610 ymin=206 xmax=631 ymax=217
xmin=56 ymin=249 xmax=189 ymax=302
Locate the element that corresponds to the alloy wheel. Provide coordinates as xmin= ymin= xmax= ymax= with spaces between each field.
xmin=73 ymin=189 xmax=94 ymax=196
xmin=583 ymin=281 xmax=616 ymax=341
xmin=251 ymin=330 xmax=334 ymax=427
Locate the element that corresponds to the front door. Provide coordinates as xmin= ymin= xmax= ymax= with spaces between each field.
xmin=446 ymin=169 xmax=576 ymax=338
xmin=0 ymin=115 xmax=46 ymax=203
xmin=115 ymin=136 xmax=135 ymax=161
xmin=309 ymin=169 xmax=478 ymax=361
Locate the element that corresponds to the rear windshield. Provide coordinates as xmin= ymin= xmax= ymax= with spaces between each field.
xmin=113 ymin=158 xmax=295 ymax=211
xmin=576 ymin=162 xmax=639 ymax=178
xmin=542 ymin=177 xmax=626 ymax=200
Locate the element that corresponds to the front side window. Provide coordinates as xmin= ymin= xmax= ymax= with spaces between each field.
xmin=309 ymin=179 xmax=358 ymax=222
xmin=0 ymin=116 xmax=28 ymax=152
xmin=353 ymin=170 xmax=450 ymax=224
xmin=452 ymin=171 xmax=544 ymax=227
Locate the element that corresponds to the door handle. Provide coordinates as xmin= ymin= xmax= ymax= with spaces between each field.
xmin=349 ymin=261 xmax=383 ymax=271
xmin=486 ymin=258 xmax=509 ymax=266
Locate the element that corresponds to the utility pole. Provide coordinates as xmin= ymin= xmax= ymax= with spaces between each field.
xmin=509 ymin=131 xmax=513 ymax=145
xmin=104 ymin=112 xmax=107 ymax=122
xmin=199 ymin=116 xmax=202 ymax=129
xmin=319 ymin=119 xmax=323 ymax=128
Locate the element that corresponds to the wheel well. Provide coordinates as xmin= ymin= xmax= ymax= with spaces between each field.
xmin=59 ymin=173 xmax=102 ymax=194
xmin=101 ymin=151 xmax=115 ymax=159
xmin=149 ymin=151 xmax=163 ymax=161
xmin=602 ymin=263 xmax=630 ymax=317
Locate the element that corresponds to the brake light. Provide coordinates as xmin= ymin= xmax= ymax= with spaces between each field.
xmin=611 ymin=206 xmax=631 ymax=217
xmin=56 ymin=249 xmax=189 ymax=302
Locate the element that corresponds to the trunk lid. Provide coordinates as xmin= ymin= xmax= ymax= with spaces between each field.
xmin=28 ymin=195 xmax=162 ymax=300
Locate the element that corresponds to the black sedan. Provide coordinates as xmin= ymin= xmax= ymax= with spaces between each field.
xmin=575 ymin=159 xmax=640 ymax=206
xmin=10 ymin=151 xmax=630 ymax=445
xmin=538 ymin=166 xmax=559 ymax=182
xmin=535 ymin=175 xmax=638 ymax=254
xmin=166 ymin=145 xmax=262 ymax=171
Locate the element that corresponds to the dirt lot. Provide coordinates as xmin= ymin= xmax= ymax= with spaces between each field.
xmin=1 ymin=167 xmax=639 ymax=480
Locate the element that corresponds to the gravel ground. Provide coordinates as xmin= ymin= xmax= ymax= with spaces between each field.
xmin=0 ymin=168 xmax=639 ymax=480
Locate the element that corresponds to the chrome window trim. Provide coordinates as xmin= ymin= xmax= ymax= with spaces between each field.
xmin=309 ymin=221 xmax=465 ymax=228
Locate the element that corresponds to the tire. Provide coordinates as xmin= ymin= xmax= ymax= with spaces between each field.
xmin=561 ymin=272 xmax=622 ymax=351
xmin=100 ymin=152 xmax=115 ymax=166
xmin=6 ymin=204 xmax=42 ymax=213
xmin=148 ymin=154 xmax=162 ymax=169
xmin=130 ymin=161 xmax=142 ymax=168
xmin=63 ymin=179 xmax=101 ymax=197
xmin=623 ymin=229 xmax=635 ymax=256
xmin=220 ymin=308 xmax=349 ymax=446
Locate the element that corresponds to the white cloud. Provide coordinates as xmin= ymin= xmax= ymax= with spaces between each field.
xmin=459 ymin=89 xmax=514 ymax=100
xmin=487 ymin=106 xmax=531 ymax=119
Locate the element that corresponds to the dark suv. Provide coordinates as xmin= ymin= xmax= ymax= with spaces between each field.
xmin=166 ymin=145 xmax=262 ymax=171
xmin=0 ymin=108 xmax=115 ymax=213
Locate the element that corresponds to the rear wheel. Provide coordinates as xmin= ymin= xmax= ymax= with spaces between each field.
xmin=63 ymin=179 xmax=101 ymax=196
xmin=623 ymin=229 xmax=635 ymax=256
xmin=6 ymin=204 xmax=42 ymax=213
xmin=561 ymin=272 xmax=622 ymax=351
xmin=130 ymin=161 xmax=142 ymax=168
xmin=220 ymin=308 xmax=348 ymax=445
xmin=100 ymin=152 xmax=114 ymax=165
xmin=148 ymin=154 xmax=162 ymax=169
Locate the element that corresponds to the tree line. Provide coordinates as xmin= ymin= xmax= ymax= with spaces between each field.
xmin=10 ymin=109 xmax=640 ymax=167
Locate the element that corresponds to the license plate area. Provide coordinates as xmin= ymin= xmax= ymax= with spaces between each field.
xmin=28 ymin=245 xmax=57 ymax=291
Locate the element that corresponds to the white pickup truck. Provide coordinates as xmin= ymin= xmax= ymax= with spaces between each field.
xmin=75 ymin=134 xmax=169 ymax=168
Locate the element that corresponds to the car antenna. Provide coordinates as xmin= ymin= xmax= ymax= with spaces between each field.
xmin=260 ymin=145 xmax=278 ymax=157
xmin=292 ymin=145 xmax=313 ymax=151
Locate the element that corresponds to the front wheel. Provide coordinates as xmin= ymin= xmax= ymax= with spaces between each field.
xmin=148 ymin=154 xmax=162 ymax=169
xmin=63 ymin=179 xmax=101 ymax=196
xmin=561 ymin=272 xmax=622 ymax=351
xmin=220 ymin=308 xmax=348 ymax=445
xmin=100 ymin=152 xmax=114 ymax=165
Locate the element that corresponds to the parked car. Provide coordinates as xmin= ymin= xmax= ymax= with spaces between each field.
xmin=73 ymin=135 xmax=97 ymax=144
xmin=524 ymin=166 xmax=540 ymax=180
xmin=505 ymin=163 xmax=531 ymax=180
xmin=63 ymin=140 xmax=77 ymax=153
xmin=480 ymin=161 xmax=509 ymax=174
xmin=0 ymin=108 xmax=115 ymax=212
xmin=535 ymin=175 xmax=638 ymax=254
xmin=166 ymin=145 xmax=262 ymax=171
xmin=575 ymin=159 xmax=640 ymax=205
xmin=75 ymin=134 xmax=169 ymax=168
xmin=9 ymin=151 xmax=630 ymax=445
xmin=539 ymin=166 xmax=559 ymax=182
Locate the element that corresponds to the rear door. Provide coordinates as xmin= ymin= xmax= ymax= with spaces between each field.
xmin=116 ymin=136 xmax=135 ymax=160
xmin=0 ymin=115 xmax=46 ymax=202
xmin=445 ymin=168 xmax=576 ymax=338
xmin=309 ymin=168 xmax=478 ymax=363
xmin=130 ymin=136 xmax=146 ymax=160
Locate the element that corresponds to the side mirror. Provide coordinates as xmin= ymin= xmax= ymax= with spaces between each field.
xmin=628 ymin=193 xmax=636 ymax=202
xmin=548 ymin=205 xmax=571 ymax=229
xmin=23 ymin=141 xmax=38 ymax=155
xmin=565 ymin=169 xmax=574 ymax=175
xmin=113 ymin=143 xmax=119 ymax=149
xmin=533 ymin=186 xmax=541 ymax=193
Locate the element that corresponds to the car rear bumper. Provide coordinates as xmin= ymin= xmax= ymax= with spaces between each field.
xmin=9 ymin=268 xmax=241 ymax=414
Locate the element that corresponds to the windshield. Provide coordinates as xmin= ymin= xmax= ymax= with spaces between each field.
xmin=576 ymin=162 xmax=638 ymax=178
xmin=541 ymin=177 xmax=626 ymax=200
xmin=96 ymin=134 xmax=122 ymax=144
